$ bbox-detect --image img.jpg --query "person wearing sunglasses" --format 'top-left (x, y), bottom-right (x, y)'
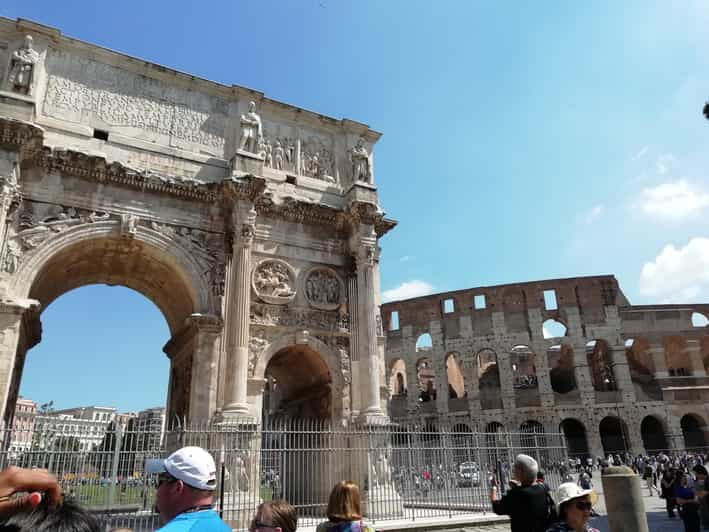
top-left (249, 500), bottom-right (297, 532)
top-left (546, 483), bottom-right (599, 532)
top-left (147, 446), bottom-right (230, 531)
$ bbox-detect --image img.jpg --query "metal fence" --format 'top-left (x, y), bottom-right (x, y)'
top-left (0, 417), bottom-right (570, 531)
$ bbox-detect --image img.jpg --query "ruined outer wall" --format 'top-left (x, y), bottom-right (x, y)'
top-left (382, 275), bottom-right (709, 458)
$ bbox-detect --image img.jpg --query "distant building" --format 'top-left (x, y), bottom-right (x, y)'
top-left (34, 406), bottom-right (117, 453)
top-left (8, 397), bottom-right (36, 457)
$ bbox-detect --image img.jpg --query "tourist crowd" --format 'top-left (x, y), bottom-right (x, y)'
top-left (0, 446), bottom-right (707, 531)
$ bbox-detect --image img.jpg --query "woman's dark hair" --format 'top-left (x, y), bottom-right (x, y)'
top-left (0, 498), bottom-right (101, 532)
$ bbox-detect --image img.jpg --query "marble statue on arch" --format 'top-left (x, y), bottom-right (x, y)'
top-left (239, 101), bottom-right (263, 153)
top-left (7, 35), bottom-right (39, 95)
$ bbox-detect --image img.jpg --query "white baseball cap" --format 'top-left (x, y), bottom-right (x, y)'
top-left (554, 482), bottom-right (598, 513)
top-left (146, 446), bottom-right (217, 491)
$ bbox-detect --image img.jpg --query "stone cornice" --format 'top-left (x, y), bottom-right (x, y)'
top-left (29, 147), bottom-right (221, 202)
top-left (0, 118), bottom-right (44, 156)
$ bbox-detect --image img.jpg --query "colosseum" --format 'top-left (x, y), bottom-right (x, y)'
top-left (381, 274), bottom-right (709, 459)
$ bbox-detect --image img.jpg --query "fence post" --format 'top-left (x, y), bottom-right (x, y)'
top-left (106, 423), bottom-right (123, 509)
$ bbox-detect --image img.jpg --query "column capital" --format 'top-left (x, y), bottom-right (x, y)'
top-left (231, 201), bottom-right (257, 248)
top-left (185, 313), bottom-right (223, 334)
top-left (0, 297), bottom-right (39, 316)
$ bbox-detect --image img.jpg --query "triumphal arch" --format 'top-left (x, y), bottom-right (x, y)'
top-left (0, 18), bottom-right (395, 428)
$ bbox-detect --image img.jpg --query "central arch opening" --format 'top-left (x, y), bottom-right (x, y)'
top-left (263, 345), bottom-right (333, 420)
top-left (599, 416), bottom-right (629, 454)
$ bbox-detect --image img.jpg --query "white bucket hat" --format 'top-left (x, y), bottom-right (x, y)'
top-left (554, 482), bottom-right (598, 513)
top-left (146, 446), bottom-right (218, 491)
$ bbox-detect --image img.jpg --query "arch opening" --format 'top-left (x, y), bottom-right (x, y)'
top-left (388, 359), bottom-right (407, 398)
top-left (416, 357), bottom-right (436, 403)
top-left (445, 352), bottom-right (465, 399)
top-left (548, 344), bottom-right (577, 394)
top-left (625, 337), bottom-right (662, 401)
top-left (542, 319), bottom-right (567, 339)
top-left (560, 418), bottom-right (589, 458)
top-left (263, 345), bottom-right (332, 420)
top-left (520, 420), bottom-right (548, 465)
top-left (599, 416), bottom-right (629, 454)
top-left (8, 234), bottom-right (207, 425)
top-left (477, 349), bottom-right (502, 410)
top-left (510, 345), bottom-right (538, 390)
top-left (681, 414), bottom-right (707, 450)
top-left (640, 416), bottom-right (668, 452)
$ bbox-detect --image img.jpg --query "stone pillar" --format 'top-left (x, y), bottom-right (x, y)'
top-left (573, 342), bottom-right (596, 406)
top-left (0, 298), bottom-right (38, 425)
top-left (223, 202), bottom-right (256, 417)
top-left (532, 342), bottom-right (555, 408)
top-left (186, 315), bottom-right (222, 422)
top-left (355, 230), bottom-right (384, 419)
top-left (685, 340), bottom-right (707, 377)
top-left (347, 274), bottom-right (362, 417)
top-left (587, 425), bottom-right (605, 459)
top-left (601, 466), bottom-right (649, 532)
top-left (496, 350), bottom-right (516, 411)
top-left (466, 352), bottom-right (482, 413)
top-left (611, 345), bottom-right (636, 402)
top-left (648, 346), bottom-right (669, 378)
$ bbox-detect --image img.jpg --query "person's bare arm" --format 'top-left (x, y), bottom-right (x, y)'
top-left (0, 466), bottom-right (62, 515)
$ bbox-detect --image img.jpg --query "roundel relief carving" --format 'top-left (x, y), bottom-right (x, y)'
top-left (304, 267), bottom-right (344, 310)
top-left (252, 259), bottom-right (296, 305)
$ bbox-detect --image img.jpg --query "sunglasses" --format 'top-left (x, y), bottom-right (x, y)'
top-left (574, 500), bottom-right (593, 511)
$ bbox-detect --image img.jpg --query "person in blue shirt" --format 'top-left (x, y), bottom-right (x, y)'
top-left (675, 472), bottom-right (701, 532)
top-left (149, 446), bottom-right (231, 532)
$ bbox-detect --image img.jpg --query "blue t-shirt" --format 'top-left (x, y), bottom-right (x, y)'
top-left (157, 509), bottom-right (232, 532)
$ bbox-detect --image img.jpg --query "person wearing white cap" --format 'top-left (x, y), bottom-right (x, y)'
top-left (545, 482), bottom-right (599, 532)
top-left (148, 446), bottom-right (231, 531)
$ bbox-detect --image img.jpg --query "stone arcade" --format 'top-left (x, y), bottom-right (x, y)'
top-left (382, 276), bottom-right (709, 458)
top-left (0, 13), bottom-right (397, 486)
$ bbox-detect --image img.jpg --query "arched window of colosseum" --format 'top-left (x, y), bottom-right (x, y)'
top-left (422, 423), bottom-right (442, 465)
top-left (520, 420), bottom-right (548, 464)
top-left (542, 319), bottom-right (567, 339)
top-left (586, 340), bottom-right (617, 391)
top-left (416, 333), bottom-right (433, 351)
top-left (599, 416), bottom-right (630, 454)
top-left (625, 337), bottom-right (662, 400)
top-left (548, 344), bottom-right (577, 394)
top-left (560, 418), bottom-right (589, 458)
top-left (681, 414), bottom-right (707, 450)
top-left (452, 423), bottom-right (473, 463)
top-left (416, 357), bottom-right (436, 403)
top-left (692, 312), bottom-right (709, 328)
top-left (510, 345), bottom-right (537, 390)
top-left (640, 415), bottom-right (668, 452)
top-left (485, 421), bottom-right (505, 462)
top-left (388, 359), bottom-right (407, 397)
top-left (477, 349), bottom-right (502, 410)
top-left (445, 353), bottom-right (465, 399)
top-left (664, 337), bottom-right (691, 377)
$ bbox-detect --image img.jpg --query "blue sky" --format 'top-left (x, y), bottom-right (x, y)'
top-left (4, 1), bottom-right (709, 411)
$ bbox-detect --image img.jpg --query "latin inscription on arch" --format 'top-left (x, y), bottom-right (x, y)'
top-left (42, 51), bottom-right (227, 153)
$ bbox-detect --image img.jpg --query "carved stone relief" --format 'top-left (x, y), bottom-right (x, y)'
top-left (5, 35), bottom-right (38, 95)
top-left (250, 302), bottom-right (346, 332)
top-left (42, 51), bottom-right (227, 152)
top-left (304, 266), bottom-right (344, 311)
top-left (247, 328), bottom-right (271, 378)
top-left (149, 221), bottom-right (225, 297)
top-left (2, 202), bottom-right (114, 274)
top-left (252, 259), bottom-right (296, 305)
top-left (300, 135), bottom-right (335, 182)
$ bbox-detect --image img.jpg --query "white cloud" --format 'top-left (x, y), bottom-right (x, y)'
top-left (584, 204), bottom-right (604, 224)
top-left (381, 280), bottom-right (433, 303)
top-left (632, 146), bottom-right (648, 161)
top-left (655, 153), bottom-right (675, 175)
top-left (638, 180), bottom-right (709, 221)
top-left (639, 238), bottom-right (709, 302)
